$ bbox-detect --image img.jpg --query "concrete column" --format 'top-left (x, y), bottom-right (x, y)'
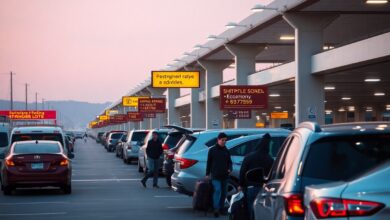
top-left (198, 60), bottom-right (232, 129)
top-left (225, 44), bottom-right (265, 128)
top-left (147, 87), bottom-right (165, 129)
top-left (185, 66), bottom-right (206, 128)
top-left (167, 88), bottom-right (181, 125)
top-left (284, 13), bottom-right (338, 125)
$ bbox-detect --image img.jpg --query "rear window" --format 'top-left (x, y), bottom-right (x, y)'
top-left (131, 132), bottom-right (148, 142)
top-left (13, 143), bottom-right (61, 154)
top-left (12, 134), bottom-right (64, 146)
top-left (177, 136), bottom-right (197, 155)
top-left (110, 133), bottom-right (123, 139)
top-left (0, 132), bottom-right (8, 148)
top-left (205, 134), bottom-right (245, 147)
top-left (163, 133), bottom-right (183, 149)
top-left (303, 134), bottom-right (390, 181)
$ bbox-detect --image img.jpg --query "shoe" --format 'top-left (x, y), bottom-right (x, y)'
top-left (213, 211), bottom-right (219, 218)
top-left (141, 180), bottom-right (146, 188)
top-left (153, 185), bottom-right (160, 188)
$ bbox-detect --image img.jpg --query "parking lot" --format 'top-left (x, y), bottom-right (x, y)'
top-left (0, 138), bottom-right (222, 220)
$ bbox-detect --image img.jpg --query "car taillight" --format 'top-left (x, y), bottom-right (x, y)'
top-left (5, 157), bottom-right (15, 167)
top-left (167, 151), bottom-right (174, 159)
top-left (284, 193), bottom-right (304, 217)
top-left (162, 144), bottom-right (169, 151)
top-left (175, 157), bottom-right (198, 169)
top-left (310, 198), bottom-right (384, 218)
top-left (60, 159), bottom-right (69, 166)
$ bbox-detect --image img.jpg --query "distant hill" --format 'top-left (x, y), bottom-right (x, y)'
top-left (0, 100), bottom-right (111, 130)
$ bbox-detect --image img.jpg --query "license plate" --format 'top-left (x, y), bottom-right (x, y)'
top-left (31, 163), bottom-right (44, 169)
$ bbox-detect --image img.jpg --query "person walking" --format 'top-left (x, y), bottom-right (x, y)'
top-left (141, 131), bottom-right (162, 188)
top-left (238, 133), bottom-right (274, 220)
top-left (206, 132), bottom-right (232, 218)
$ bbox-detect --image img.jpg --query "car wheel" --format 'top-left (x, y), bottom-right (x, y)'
top-left (63, 184), bottom-right (72, 194)
top-left (138, 160), bottom-right (143, 173)
top-left (226, 178), bottom-right (239, 201)
top-left (2, 185), bottom-right (13, 195)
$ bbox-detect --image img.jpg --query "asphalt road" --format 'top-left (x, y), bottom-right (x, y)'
top-left (0, 138), bottom-right (226, 220)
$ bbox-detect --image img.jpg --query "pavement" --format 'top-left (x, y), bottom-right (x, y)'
top-left (0, 138), bottom-right (226, 220)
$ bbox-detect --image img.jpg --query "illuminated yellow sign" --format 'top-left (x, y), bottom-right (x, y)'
top-left (105, 110), bottom-right (118, 116)
top-left (255, 122), bottom-right (265, 128)
top-left (271, 112), bottom-right (289, 119)
top-left (122, 96), bottom-right (149, 107)
top-left (91, 121), bottom-right (98, 126)
top-left (151, 71), bottom-right (200, 88)
top-left (99, 115), bottom-right (109, 121)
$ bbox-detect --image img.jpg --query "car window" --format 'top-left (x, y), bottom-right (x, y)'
top-left (303, 134), bottom-right (390, 181)
top-left (163, 133), bottom-right (183, 149)
top-left (269, 136), bottom-right (294, 180)
top-left (158, 132), bottom-right (168, 143)
top-left (110, 133), bottom-right (123, 139)
top-left (13, 143), bottom-right (62, 154)
top-left (229, 139), bottom-right (259, 156)
top-left (0, 132), bottom-right (8, 148)
top-left (176, 136), bottom-right (197, 155)
top-left (205, 134), bottom-right (244, 147)
top-left (12, 133), bottom-right (64, 146)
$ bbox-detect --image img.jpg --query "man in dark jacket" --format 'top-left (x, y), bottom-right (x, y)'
top-left (238, 133), bottom-right (274, 219)
top-left (206, 132), bottom-right (232, 218)
top-left (141, 131), bottom-right (163, 188)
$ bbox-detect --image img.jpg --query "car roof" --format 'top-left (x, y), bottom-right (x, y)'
top-left (321, 122), bottom-right (390, 133)
top-left (12, 126), bottom-right (64, 133)
top-left (13, 140), bottom-right (61, 145)
top-left (226, 132), bottom-right (289, 146)
top-left (197, 128), bottom-right (289, 135)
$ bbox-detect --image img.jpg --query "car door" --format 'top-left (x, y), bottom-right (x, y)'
top-left (229, 139), bottom-right (259, 177)
top-left (255, 136), bottom-right (295, 220)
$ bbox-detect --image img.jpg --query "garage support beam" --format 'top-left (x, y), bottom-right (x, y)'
top-left (198, 60), bottom-right (232, 129)
top-left (167, 88), bottom-right (181, 126)
top-left (225, 44), bottom-right (265, 128)
top-left (148, 87), bottom-right (165, 129)
top-left (185, 66), bottom-right (206, 128)
top-left (283, 13), bottom-right (338, 125)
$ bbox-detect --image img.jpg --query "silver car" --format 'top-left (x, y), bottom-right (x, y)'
top-left (138, 129), bottom-right (169, 173)
top-left (171, 128), bottom-right (290, 196)
top-left (122, 130), bottom-right (149, 164)
top-left (304, 162), bottom-right (390, 220)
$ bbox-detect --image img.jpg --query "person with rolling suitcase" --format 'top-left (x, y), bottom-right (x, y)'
top-left (206, 132), bottom-right (232, 218)
top-left (192, 178), bottom-right (213, 215)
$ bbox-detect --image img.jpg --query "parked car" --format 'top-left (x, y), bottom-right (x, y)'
top-left (0, 140), bottom-right (73, 195)
top-left (122, 130), bottom-right (149, 164)
top-left (252, 122), bottom-right (390, 220)
top-left (0, 118), bottom-right (11, 171)
top-left (162, 125), bottom-right (204, 187)
top-left (106, 131), bottom-right (126, 152)
top-left (138, 129), bottom-right (170, 173)
top-left (304, 161), bottom-right (390, 219)
top-left (96, 132), bottom-right (105, 143)
top-left (101, 132), bottom-right (110, 147)
top-left (9, 126), bottom-right (73, 158)
top-left (115, 134), bottom-right (128, 158)
top-left (65, 135), bottom-right (74, 152)
top-left (171, 128), bottom-right (290, 196)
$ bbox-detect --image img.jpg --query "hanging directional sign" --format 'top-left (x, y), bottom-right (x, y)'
top-left (122, 96), bottom-right (149, 107)
top-left (151, 71), bottom-right (200, 88)
top-left (99, 115), bottom-right (109, 121)
top-left (227, 110), bottom-right (252, 119)
top-left (138, 98), bottom-right (166, 113)
top-left (110, 114), bottom-right (128, 123)
top-left (127, 112), bottom-right (143, 121)
top-left (0, 110), bottom-right (57, 120)
top-left (220, 85), bottom-right (268, 110)
top-left (143, 113), bottom-right (156, 118)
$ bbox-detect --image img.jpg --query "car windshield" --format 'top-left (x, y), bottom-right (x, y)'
top-left (0, 132), bottom-right (8, 148)
top-left (110, 133), bottom-right (123, 139)
top-left (303, 134), bottom-right (390, 181)
top-left (131, 132), bottom-right (148, 142)
top-left (12, 133), bottom-right (63, 146)
top-left (13, 143), bottom-right (62, 154)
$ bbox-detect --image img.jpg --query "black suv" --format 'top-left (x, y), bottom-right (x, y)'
top-left (253, 122), bottom-right (390, 220)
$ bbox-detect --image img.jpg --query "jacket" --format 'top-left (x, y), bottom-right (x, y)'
top-left (206, 144), bottom-right (233, 180)
top-left (146, 139), bottom-right (163, 159)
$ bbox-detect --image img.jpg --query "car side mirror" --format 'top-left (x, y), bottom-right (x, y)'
top-left (68, 152), bottom-right (75, 159)
top-left (246, 167), bottom-right (265, 184)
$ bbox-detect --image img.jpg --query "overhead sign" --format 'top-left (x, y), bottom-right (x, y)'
top-left (143, 113), bottom-right (156, 118)
top-left (105, 109), bottom-right (118, 116)
top-left (138, 98), bottom-right (166, 113)
top-left (0, 110), bottom-right (57, 120)
top-left (271, 112), bottom-right (289, 119)
top-left (122, 96), bottom-right (149, 107)
top-left (151, 71), bottom-right (200, 88)
top-left (255, 122), bottom-right (265, 128)
top-left (110, 114), bottom-right (128, 123)
top-left (220, 85), bottom-right (268, 110)
top-left (99, 115), bottom-right (109, 121)
top-left (127, 112), bottom-right (143, 121)
top-left (227, 110), bottom-right (252, 119)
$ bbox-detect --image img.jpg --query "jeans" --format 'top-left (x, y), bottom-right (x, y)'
top-left (245, 186), bottom-right (261, 220)
top-left (211, 179), bottom-right (228, 211)
top-left (142, 158), bottom-right (159, 186)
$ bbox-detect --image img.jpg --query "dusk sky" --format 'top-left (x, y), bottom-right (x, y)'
top-left (0, 0), bottom-right (270, 104)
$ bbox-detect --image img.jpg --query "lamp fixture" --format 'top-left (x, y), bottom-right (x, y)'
top-left (366, 0), bottom-right (388, 4)
top-left (365, 78), bottom-right (381, 82)
top-left (193, 44), bottom-right (211, 50)
top-left (269, 94), bottom-right (280, 97)
top-left (251, 4), bottom-right (279, 12)
top-left (207, 35), bottom-right (229, 41)
top-left (324, 86), bottom-right (335, 90)
top-left (280, 35), bottom-right (295, 40)
top-left (374, 92), bottom-right (385, 96)
top-left (183, 52), bottom-right (198, 57)
top-left (225, 22), bottom-right (252, 29)
top-left (342, 97), bottom-right (351, 101)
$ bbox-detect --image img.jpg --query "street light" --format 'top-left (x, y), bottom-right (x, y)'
top-left (225, 22), bottom-right (252, 29)
top-left (207, 35), bottom-right (229, 41)
top-left (183, 52), bottom-right (198, 57)
top-left (193, 44), bottom-right (211, 50)
top-left (251, 4), bottom-right (279, 12)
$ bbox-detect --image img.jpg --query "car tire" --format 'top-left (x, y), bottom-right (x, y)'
top-left (226, 178), bottom-right (239, 201)
top-left (2, 185), bottom-right (12, 195)
top-left (63, 184), bottom-right (72, 194)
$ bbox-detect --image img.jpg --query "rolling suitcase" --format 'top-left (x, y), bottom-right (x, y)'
top-left (229, 191), bottom-right (249, 220)
top-left (192, 179), bottom-right (213, 214)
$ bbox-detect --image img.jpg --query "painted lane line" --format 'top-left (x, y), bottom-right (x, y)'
top-left (154, 195), bottom-right (187, 198)
top-left (0, 212), bottom-right (67, 216)
top-left (72, 178), bottom-right (141, 182)
top-left (166, 206), bottom-right (192, 209)
top-left (0, 202), bottom-right (69, 205)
